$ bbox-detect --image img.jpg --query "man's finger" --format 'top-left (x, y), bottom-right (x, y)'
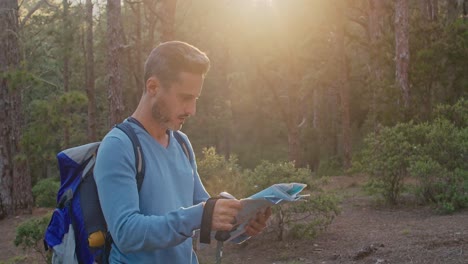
top-left (264, 207), bottom-right (272, 218)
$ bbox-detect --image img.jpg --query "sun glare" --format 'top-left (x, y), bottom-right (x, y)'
top-left (253, 0), bottom-right (273, 8)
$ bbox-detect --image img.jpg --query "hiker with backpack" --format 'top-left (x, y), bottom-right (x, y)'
top-left (92, 41), bottom-right (271, 263)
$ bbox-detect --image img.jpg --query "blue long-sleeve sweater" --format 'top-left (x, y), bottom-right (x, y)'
top-left (94, 122), bottom-right (209, 263)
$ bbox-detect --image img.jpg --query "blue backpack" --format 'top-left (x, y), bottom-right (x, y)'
top-left (44, 118), bottom-right (191, 264)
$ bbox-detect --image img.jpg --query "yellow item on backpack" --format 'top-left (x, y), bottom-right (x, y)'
top-left (88, 231), bottom-right (105, 248)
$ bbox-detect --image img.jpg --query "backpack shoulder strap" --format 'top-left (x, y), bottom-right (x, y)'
top-left (115, 122), bottom-right (145, 192)
top-left (174, 131), bottom-right (192, 162)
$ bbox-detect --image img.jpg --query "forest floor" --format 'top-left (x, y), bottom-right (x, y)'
top-left (1, 175), bottom-right (467, 264)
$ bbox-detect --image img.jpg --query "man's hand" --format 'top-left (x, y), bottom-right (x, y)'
top-left (244, 207), bottom-right (272, 236)
top-left (211, 199), bottom-right (242, 231)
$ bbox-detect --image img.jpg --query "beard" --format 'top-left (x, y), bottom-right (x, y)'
top-left (151, 99), bottom-right (184, 131)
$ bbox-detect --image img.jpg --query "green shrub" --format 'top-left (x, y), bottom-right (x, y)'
top-left (433, 97), bottom-right (467, 128)
top-left (357, 99), bottom-right (468, 212)
top-left (316, 157), bottom-right (344, 177)
top-left (197, 147), bottom-right (248, 198)
top-left (198, 149), bottom-right (340, 241)
top-left (245, 161), bottom-right (339, 241)
top-left (359, 122), bottom-right (417, 204)
top-left (288, 193), bottom-right (340, 240)
top-left (411, 162), bottom-right (468, 213)
top-left (32, 177), bottom-right (59, 208)
top-left (244, 160), bottom-right (311, 194)
top-left (14, 214), bottom-right (52, 263)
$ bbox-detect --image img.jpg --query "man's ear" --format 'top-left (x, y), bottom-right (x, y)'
top-left (146, 76), bottom-right (160, 96)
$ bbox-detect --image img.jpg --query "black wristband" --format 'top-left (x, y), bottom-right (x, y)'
top-left (200, 198), bottom-right (218, 244)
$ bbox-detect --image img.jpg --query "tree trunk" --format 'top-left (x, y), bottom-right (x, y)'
top-left (129, 1), bottom-right (144, 99)
top-left (160, 0), bottom-right (177, 42)
top-left (62, 0), bottom-right (72, 147)
top-left (395, 0), bottom-right (410, 109)
top-left (464, 0), bottom-right (468, 20)
top-left (62, 0), bottom-right (71, 93)
top-left (86, 0), bottom-right (97, 141)
top-left (286, 51), bottom-right (303, 167)
top-left (144, 0), bottom-right (158, 52)
top-left (369, 0), bottom-right (384, 45)
top-left (218, 44), bottom-right (232, 160)
top-left (368, 0), bottom-right (385, 131)
top-left (0, 0), bottom-right (33, 218)
top-left (329, 89), bottom-right (340, 157)
top-left (287, 123), bottom-right (301, 167)
top-left (447, 0), bottom-right (460, 23)
top-left (433, 0), bottom-right (439, 20)
top-left (336, 5), bottom-right (352, 170)
top-left (420, 0), bottom-right (439, 20)
top-left (107, 0), bottom-right (124, 126)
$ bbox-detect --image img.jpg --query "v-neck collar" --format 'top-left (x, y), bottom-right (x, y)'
top-left (127, 117), bottom-right (171, 148)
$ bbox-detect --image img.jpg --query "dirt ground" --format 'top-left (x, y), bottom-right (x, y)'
top-left (1, 175), bottom-right (467, 264)
top-left (197, 175), bottom-right (468, 264)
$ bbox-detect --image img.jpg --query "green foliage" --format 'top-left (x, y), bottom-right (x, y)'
top-left (316, 157), bottom-right (344, 177)
top-left (14, 214), bottom-right (52, 263)
top-left (357, 99), bottom-right (468, 211)
top-left (287, 193), bottom-right (340, 240)
top-left (22, 90), bottom-right (88, 185)
top-left (197, 147), bottom-right (247, 198)
top-left (32, 178), bottom-right (59, 208)
top-left (359, 122), bottom-right (416, 204)
top-left (245, 161), bottom-right (339, 241)
top-left (198, 149), bottom-right (339, 241)
top-left (434, 98), bottom-right (468, 128)
top-left (244, 161), bottom-right (311, 194)
top-left (407, 113), bottom-right (468, 213)
top-left (9, 0), bottom-right (467, 222)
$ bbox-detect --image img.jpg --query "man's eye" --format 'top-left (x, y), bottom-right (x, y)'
top-left (180, 95), bottom-right (194, 101)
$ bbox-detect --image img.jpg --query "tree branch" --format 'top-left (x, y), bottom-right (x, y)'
top-left (347, 15), bottom-right (368, 31)
top-left (20, 0), bottom-right (58, 29)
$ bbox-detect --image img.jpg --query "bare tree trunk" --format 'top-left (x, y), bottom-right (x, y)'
top-left (144, 0), bottom-right (159, 51)
top-left (62, 0), bottom-right (72, 147)
top-left (62, 0), bottom-right (70, 93)
top-left (368, 0), bottom-right (385, 131)
top-left (0, 0), bottom-right (33, 218)
top-left (128, 1), bottom-right (144, 99)
top-left (433, 0), bottom-right (439, 20)
top-left (286, 50), bottom-right (303, 167)
top-left (447, 0), bottom-right (460, 23)
top-left (420, 0), bottom-right (439, 20)
top-left (464, 0), bottom-right (468, 20)
top-left (287, 123), bottom-right (301, 167)
top-left (369, 0), bottom-right (384, 51)
top-left (395, 0), bottom-right (410, 109)
top-left (86, 0), bottom-right (97, 141)
top-left (160, 0), bottom-right (177, 42)
top-left (312, 89), bottom-right (319, 130)
top-left (218, 44), bottom-right (232, 159)
top-left (447, 0), bottom-right (467, 22)
top-left (107, 0), bottom-right (124, 126)
top-left (336, 5), bottom-right (352, 170)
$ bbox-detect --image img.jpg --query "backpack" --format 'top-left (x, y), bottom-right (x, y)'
top-left (44, 118), bottom-right (191, 264)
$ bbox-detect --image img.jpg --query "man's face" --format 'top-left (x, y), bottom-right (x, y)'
top-left (151, 72), bottom-right (203, 131)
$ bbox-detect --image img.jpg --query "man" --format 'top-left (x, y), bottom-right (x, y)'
top-left (94, 41), bottom-right (271, 263)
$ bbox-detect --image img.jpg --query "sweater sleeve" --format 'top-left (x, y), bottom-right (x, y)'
top-left (94, 130), bottom-right (204, 253)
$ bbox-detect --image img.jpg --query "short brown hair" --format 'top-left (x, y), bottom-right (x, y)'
top-left (144, 41), bottom-right (210, 89)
